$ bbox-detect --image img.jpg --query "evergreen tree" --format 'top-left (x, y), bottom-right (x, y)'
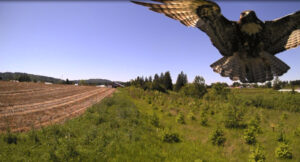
top-left (193, 76), bottom-right (207, 98)
top-left (18, 74), bottom-right (31, 82)
top-left (154, 74), bottom-right (159, 82)
top-left (160, 72), bottom-right (164, 83)
top-left (149, 76), bottom-right (153, 83)
top-left (265, 81), bottom-right (272, 88)
top-left (65, 78), bottom-right (71, 84)
top-left (163, 71), bottom-right (173, 90)
top-left (232, 82), bottom-right (241, 87)
top-left (152, 73), bottom-right (166, 93)
top-left (273, 76), bottom-right (281, 90)
top-left (174, 71), bottom-right (188, 91)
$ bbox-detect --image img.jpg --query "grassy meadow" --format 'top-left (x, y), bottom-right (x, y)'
top-left (1, 87), bottom-right (300, 161)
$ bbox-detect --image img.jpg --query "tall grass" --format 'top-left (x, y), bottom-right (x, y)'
top-left (1, 87), bottom-right (300, 161)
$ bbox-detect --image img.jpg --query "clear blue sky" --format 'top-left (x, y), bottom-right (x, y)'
top-left (0, 1), bottom-right (299, 84)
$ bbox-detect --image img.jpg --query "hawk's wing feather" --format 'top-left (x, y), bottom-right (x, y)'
top-left (264, 11), bottom-right (300, 55)
top-left (132, 0), bottom-right (237, 56)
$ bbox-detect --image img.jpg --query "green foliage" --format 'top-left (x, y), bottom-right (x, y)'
top-left (210, 128), bottom-right (226, 146)
top-left (151, 80), bottom-right (167, 93)
top-left (265, 82), bottom-right (272, 88)
top-left (223, 106), bottom-right (245, 129)
top-left (188, 112), bottom-right (196, 121)
top-left (248, 116), bottom-right (262, 134)
top-left (174, 71), bottom-right (188, 92)
top-left (276, 122), bottom-right (287, 143)
top-left (176, 112), bottom-right (185, 124)
top-left (211, 82), bottom-right (230, 99)
top-left (3, 131), bottom-right (18, 144)
top-left (232, 82), bottom-right (241, 87)
top-left (244, 127), bottom-right (256, 145)
top-left (280, 113), bottom-right (288, 120)
top-left (18, 74), bottom-right (31, 82)
top-left (161, 131), bottom-right (181, 143)
top-left (180, 76), bottom-right (207, 98)
top-left (2, 86), bottom-right (300, 161)
top-left (163, 71), bottom-right (173, 90)
top-left (150, 113), bottom-right (160, 127)
top-left (275, 143), bottom-right (293, 159)
top-left (276, 131), bottom-right (287, 143)
top-left (79, 80), bottom-right (86, 85)
top-left (294, 125), bottom-right (300, 136)
top-left (273, 77), bottom-right (281, 90)
top-left (200, 112), bottom-right (208, 126)
top-left (249, 145), bottom-right (266, 162)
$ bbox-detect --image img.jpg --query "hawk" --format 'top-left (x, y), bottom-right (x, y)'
top-left (132, 0), bottom-right (300, 83)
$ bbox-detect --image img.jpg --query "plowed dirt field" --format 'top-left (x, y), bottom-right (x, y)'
top-left (0, 81), bottom-right (115, 132)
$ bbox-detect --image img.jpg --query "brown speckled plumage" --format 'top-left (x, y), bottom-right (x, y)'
top-left (132, 0), bottom-right (300, 83)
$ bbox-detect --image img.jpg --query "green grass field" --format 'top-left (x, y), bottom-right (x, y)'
top-left (1, 87), bottom-right (300, 161)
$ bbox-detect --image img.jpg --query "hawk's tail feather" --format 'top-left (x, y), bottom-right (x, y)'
top-left (260, 52), bottom-right (290, 77)
top-left (210, 52), bottom-right (290, 83)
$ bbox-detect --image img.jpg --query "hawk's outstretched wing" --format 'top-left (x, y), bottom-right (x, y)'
top-left (264, 11), bottom-right (300, 55)
top-left (132, 0), bottom-right (237, 56)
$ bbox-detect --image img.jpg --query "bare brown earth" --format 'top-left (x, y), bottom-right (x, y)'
top-left (0, 81), bottom-right (115, 132)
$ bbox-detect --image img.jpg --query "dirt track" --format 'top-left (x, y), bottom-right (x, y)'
top-left (0, 81), bottom-right (115, 132)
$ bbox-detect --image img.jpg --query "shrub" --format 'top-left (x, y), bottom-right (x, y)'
top-left (188, 112), bottom-right (196, 121)
top-left (248, 118), bottom-right (262, 134)
top-left (275, 143), bottom-right (292, 159)
top-left (176, 113), bottom-right (185, 124)
top-left (223, 106), bottom-right (245, 129)
top-left (294, 125), bottom-right (300, 136)
top-left (276, 122), bottom-right (287, 143)
top-left (150, 113), bottom-right (160, 127)
top-left (249, 145), bottom-right (266, 162)
top-left (276, 131), bottom-right (287, 143)
top-left (180, 76), bottom-right (207, 98)
top-left (3, 132), bottom-right (18, 144)
top-left (210, 128), bottom-right (226, 146)
top-left (162, 131), bottom-right (180, 143)
top-left (280, 113), bottom-right (288, 120)
top-left (18, 74), bottom-right (31, 82)
top-left (200, 112), bottom-right (208, 126)
top-left (211, 82), bottom-right (230, 99)
top-left (244, 127), bottom-right (256, 145)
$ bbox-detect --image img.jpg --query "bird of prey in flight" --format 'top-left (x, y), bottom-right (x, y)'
top-left (132, 0), bottom-right (300, 83)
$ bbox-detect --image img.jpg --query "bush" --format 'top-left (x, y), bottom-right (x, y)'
top-left (223, 106), bottom-right (245, 129)
top-left (249, 145), bottom-right (266, 162)
top-left (276, 131), bottom-right (287, 143)
top-left (200, 112), bottom-right (208, 126)
top-left (211, 82), bottom-right (230, 99)
top-left (275, 143), bottom-right (292, 159)
top-left (150, 113), bottom-right (160, 127)
top-left (188, 112), bottom-right (196, 121)
top-left (248, 118), bottom-right (262, 134)
top-left (176, 113), bottom-right (185, 124)
top-left (210, 128), bottom-right (226, 146)
top-left (244, 127), bottom-right (256, 145)
top-left (3, 132), bottom-right (18, 144)
top-left (276, 122), bottom-right (287, 143)
top-left (294, 125), bottom-right (300, 136)
top-left (162, 131), bottom-right (181, 143)
top-left (18, 74), bottom-right (31, 82)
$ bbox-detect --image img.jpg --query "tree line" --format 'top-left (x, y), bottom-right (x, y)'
top-left (129, 71), bottom-right (207, 98)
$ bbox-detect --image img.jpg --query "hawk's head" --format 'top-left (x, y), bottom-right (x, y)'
top-left (239, 10), bottom-right (258, 23)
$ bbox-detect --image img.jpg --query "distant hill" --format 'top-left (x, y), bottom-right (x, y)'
top-left (0, 72), bottom-right (117, 85)
top-left (73, 79), bottom-right (112, 85)
top-left (0, 72), bottom-right (63, 83)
